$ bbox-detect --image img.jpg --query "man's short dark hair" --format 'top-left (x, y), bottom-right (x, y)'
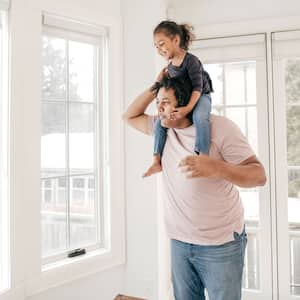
top-left (151, 76), bottom-right (192, 107)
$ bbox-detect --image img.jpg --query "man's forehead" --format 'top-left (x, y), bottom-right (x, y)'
top-left (158, 87), bottom-right (174, 97)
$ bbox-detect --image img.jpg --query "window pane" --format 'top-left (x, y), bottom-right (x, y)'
top-left (210, 61), bottom-right (260, 291)
top-left (41, 177), bottom-right (67, 257)
top-left (286, 59), bottom-right (300, 104)
top-left (246, 63), bottom-right (257, 105)
top-left (243, 230), bottom-right (260, 289)
top-left (204, 64), bottom-right (223, 106)
top-left (225, 63), bottom-right (246, 105)
top-left (70, 175), bottom-right (97, 249)
top-left (69, 41), bottom-right (95, 102)
top-left (226, 107), bottom-right (246, 135)
top-left (285, 59), bottom-right (300, 296)
top-left (42, 31), bottom-right (101, 261)
top-left (241, 189), bottom-right (260, 290)
top-left (290, 235), bottom-right (300, 295)
top-left (42, 36), bottom-right (66, 101)
top-left (286, 106), bottom-right (300, 166)
top-left (41, 102), bottom-right (66, 178)
top-left (247, 107), bottom-right (258, 153)
top-left (69, 102), bottom-right (94, 175)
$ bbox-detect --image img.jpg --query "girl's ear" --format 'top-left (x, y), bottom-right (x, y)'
top-left (173, 34), bottom-right (180, 46)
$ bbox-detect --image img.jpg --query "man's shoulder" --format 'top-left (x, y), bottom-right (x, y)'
top-left (210, 114), bottom-right (242, 138)
top-left (210, 114), bottom-right (236, 127)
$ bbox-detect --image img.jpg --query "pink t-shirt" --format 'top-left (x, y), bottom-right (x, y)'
top-left (147, 114), bottom-right (255, 245)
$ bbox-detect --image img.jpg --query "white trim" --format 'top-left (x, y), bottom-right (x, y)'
top-left (0, 283), bottom-right (24, 300)
top-left (192, 34), bottom-right (266, 64)
top-left (0, 8), bottom-right (10, 294)
top-left (26, 247), bottom-right (124, 296)
top-left (0, 0), bottom-right (9, 11)
top-left (42, 26), bottom-right (103, 46)
top-left (272, 30), bottom-right (300, 42)
top-left (192, 15), bottom-right (300, 41)
top-left (192, 34), bottom-right (265, 49)
top-left (42, 13), bottom-right (107, 38)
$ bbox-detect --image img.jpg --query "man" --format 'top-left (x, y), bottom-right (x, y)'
top-left (123, 76), bottom-right (266, 300)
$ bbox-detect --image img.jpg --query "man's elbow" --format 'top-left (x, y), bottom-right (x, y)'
top-left (257, 168), bottom-right (267, 186)
top-left (122, 112), bottom-right (130, 123)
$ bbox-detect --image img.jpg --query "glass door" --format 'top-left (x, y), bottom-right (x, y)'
top-left (272, 30), bottom-right (300, 300)
top-left (191, 34), bottom-right (272, 299)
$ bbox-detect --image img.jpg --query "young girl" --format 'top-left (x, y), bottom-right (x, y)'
top-left (143, 20), bottom-right (214, 177)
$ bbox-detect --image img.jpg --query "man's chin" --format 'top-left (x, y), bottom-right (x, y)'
top-left (161, 120), bottom-right (172, 128)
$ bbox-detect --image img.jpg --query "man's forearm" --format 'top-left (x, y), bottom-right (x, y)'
top-left (217, 160), bottom-right (266, 188)
top-left (123, 87), bottom-right (155, 120)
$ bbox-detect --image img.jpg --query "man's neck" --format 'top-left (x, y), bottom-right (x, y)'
top-left (174, 117), bottom-right (192, 129)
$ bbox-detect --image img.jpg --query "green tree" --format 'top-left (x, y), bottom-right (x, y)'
top-left (285, 59), bottom-right (300, 198)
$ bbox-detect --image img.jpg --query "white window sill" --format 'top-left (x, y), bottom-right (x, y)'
top-left (26, 246), bottom-right (125, 297)
top-left (0, 285), bottom-right (24, 300)
top-left (42, 247), bottom-right (109, 272)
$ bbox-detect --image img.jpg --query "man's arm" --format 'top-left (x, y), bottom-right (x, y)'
top-left (179, 155), bottom-right (266, 188)
top-left (122, 87), bottom-right (156, 135)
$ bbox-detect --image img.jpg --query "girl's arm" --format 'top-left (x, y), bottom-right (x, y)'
top-left (186, 90), bottom-right (201, 112)
top-left (170, 90), bottom-right (201, 119)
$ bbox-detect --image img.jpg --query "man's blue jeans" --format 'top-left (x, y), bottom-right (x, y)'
top-left (171, 229), bottom-right (247, 300)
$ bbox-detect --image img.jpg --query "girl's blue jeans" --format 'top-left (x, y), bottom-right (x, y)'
top-left (171, 228), bottom-right (247, 300)
top-left (153, 93), bottom-right (212, 155)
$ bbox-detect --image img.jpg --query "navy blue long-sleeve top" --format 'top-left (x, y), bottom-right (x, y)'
top-left (167, 52), bottom-right (213, 94)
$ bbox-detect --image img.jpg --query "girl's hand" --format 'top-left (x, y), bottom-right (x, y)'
top-left (156, 67), bottom-right (168, 82)
top-left (169, 106), bottom-right (191, 120)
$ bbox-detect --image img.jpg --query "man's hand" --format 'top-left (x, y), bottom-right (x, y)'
top-left (179, 155), bottom-right (219, 178)
top-left (179, 154), bottom-right (267, 188)
top-left (169, 106), bottom-right (192, 120)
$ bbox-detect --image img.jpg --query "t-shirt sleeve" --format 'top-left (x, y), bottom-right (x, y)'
top-left (219, 118), bottom-right (255, 165)
top-left (186, 55), bottom-right (203, 93)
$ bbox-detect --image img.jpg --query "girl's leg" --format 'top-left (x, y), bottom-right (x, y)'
top-left (192, 94), bottom-right (212, 155)
top-left (154, 118), bottom-right (168, 156)
top-left (143, 119), bottom-right (167, 177)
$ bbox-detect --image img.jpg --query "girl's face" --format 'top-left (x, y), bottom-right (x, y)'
top-left (154, 32), bottom-right (180, 60)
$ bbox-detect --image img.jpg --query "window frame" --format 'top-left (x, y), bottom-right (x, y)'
top-left (21, 13), bottom-right (125, 297)
top-left (40, 19), bottom-right (108, 265)
top-left (272, 29), bottom-right (300, 300)
top-left (0, 7), bottom-right (10, 294)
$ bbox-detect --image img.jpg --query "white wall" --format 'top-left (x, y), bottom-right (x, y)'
top-left (27, 266), bottom-right (125, 300)
top-left (6, 0), bottom-right (126, 300)
top-left (167, 0), bottom-right (300, 38)
top-left (168, 0), bottom-right (300, 24)
top-left (6, 0), bottom-right (170, 299)
top-left (121, 0), bottom-right (167, 299)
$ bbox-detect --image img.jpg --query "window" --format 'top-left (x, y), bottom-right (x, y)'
top-left (272, 30), bottom-right (300, 299)
top-left (0, 4), bottom-right (10, 293)
top-left (41, 15), bottom-right (108, 264)
top-left (192, 34), bottom-right (272, 299)
top-left (205, 61), bottom-right (260, 289)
